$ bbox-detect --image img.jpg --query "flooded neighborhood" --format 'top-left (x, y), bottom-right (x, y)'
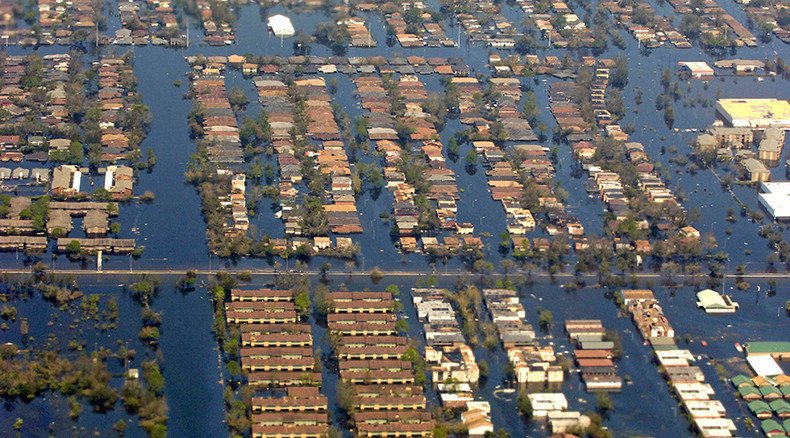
top-left (0, 0), bottom-right (788, 436)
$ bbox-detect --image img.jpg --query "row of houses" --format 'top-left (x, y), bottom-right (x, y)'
top-left (565, 319), bottom-right (623, 392)
top-left (191, 66), bottom-right (244, 165)
top-left (227, 288), bottom-right (329, 438)
top-left (519, 0), bottom-right (597, 48)
top-left (191, 54), bottom-right (472, 77)
top-left (666, 0), bottom-right (756, 47)
top-left (549, 80), bottom-right (593, 135)
top-left (619, 289), bottom-right (737, 437)
top-left (385, 6), bottom-right (454, 48)
top-left (0, 54), bottom-right (77, 140)
top-left (600, 0), bottom-right (691, 48)
top-left (193, 0), bottom-right (235, 46)
top-left (478, 287), bottom-right (588, 434)
top-left (327, 291), bottom-right (435, 437)
top-left (294, 77), bottom-right (363, 235)
top-left (448, 0), bottom-right (520, 48)
top-left (50, 164), bottom-right (134, 201)
top-left (398, 75), bottom-right (461, 233)
top-left (742, 2), bottom-right (790, 44)
top-left (254, 77), bottom-right (296, 239)
top-left (190, 66), bottom-right (249, 237)
top-left (95, 57), bottom-right (139, 162)
top-left (37, 0), bottom-right (97, 40)
top-left (732, 374), bottom-right (790, 436)
top-left (480, 288), bottom-right (567, 388)
top-left (115, 0), bottom-right (185, 46)
top-left (353, 76), bottom-right (422, 250)
top-left (342, 17), bottom-right (377, 48)
top-left (411, 288), bottom-right (494, 435)
top-left (0, 167), bottom-right (49, 182)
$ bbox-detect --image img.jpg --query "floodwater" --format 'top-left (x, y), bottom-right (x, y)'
top-left (0, 0), bottom-right (788, 435)
top-left (6, 273), bottom-right (785, 436)
top-left (0, 3), bottom-right (788, 275)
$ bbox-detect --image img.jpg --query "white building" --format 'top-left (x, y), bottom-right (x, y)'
top-left (758, 182), bottom-right (790, 220)
top-left (267, 15), bottom-right (295, 38)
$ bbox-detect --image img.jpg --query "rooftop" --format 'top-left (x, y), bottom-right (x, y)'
top-left (759, 182), bottom-right (790, 220)
top-left (716, 98), bottom-right (790, 128)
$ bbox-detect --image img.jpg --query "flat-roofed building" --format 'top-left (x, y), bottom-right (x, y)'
top-left (759, 182), bottom-right (790, 220)
top-left (716, 98), bottom-right (790, 128)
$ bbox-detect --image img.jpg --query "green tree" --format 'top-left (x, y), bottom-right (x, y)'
top-left (465, 149), bottom-right (478, 166)
top-left (538, 310), bottom-right (553, 330)
top-left (517, 392), bottom-right (533, 418)
top-left (294, 290), bottom-right (311, 318)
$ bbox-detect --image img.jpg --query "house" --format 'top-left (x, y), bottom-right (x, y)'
top-left (770, 399), bottom-right (790, 418)
top-left (742, 157), bottom-right (770, 182)
top-left (730, 375), bottom-right (754, 388)
top-left (619, 289), bottom-right (655, 304)
top-left (739, 385), bottom-right (762, 400)
top-left (696, 289), bottom-right (739, 313)
top-left (528, 393), bottom-right (568, 418)
top-left (104, 165), bottom-right (134, 199)
top-left (680, 226), bottom-right (701, 239)
top-left (51, 165), bottom-right (81, 197)
top-left (678, 61), bottom-right (715, 78)
top-left (760, 419), bottom-right (785, 436)
top-left (745, 342), bottom-right (790, 361)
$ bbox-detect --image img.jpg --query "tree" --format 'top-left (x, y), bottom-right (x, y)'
top-left (465, 149), bottom-right (478, 166)
top-left (176, 271), bottom-right (197, 292)
top-left (226, 360), bottom-right (242, 377)
top-left (109, 221), bottom-right (122, 236)
top-left (610, 56), bottom-right (629, 89)
top-left (596, 393), bottom-right (614, 415)
top-left (447, 137), bottom-right (460, 159)
top-left (293, 31), bottom-right (312, 56)
top-left (538, 310), bottom-right (553, 330)
top-left (680, 14), bottom-right (702, 39)
top-left (320, 262), bottom-right (331, 278)
top-left (517, 392), bottom-right (533, 418)
top-left (146, 148), bottom-right (157, 169)
top-left (140, 191), bottom-right (156, 203)
top-left (369, 266), bottom-right (385, 282)
top-left (142, 361), bottom-right (165, 395)
top-left (65, 240), bottom-right (82, 254)
top-left (113, 419), bottom-right (127, 436)
top-left (229, 88), bottom-right (248, 110)
top-left (336, 380), bottom-right (357, 415)
top-left (385, 284), bottom-right (400, 296)
top-left (128, 277), bottom-right (160, 306)
top-left (294, 290), bottom-right (311, 318)
top-left (314, 22), bottom-right (351, 55)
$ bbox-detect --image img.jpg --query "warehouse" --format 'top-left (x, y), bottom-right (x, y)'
top-left (716, 98), bottom-right (790, 128)
top-left (758, 182), bottom-right (790, 220)
top-left (268, 15), bottom-right (295, 38)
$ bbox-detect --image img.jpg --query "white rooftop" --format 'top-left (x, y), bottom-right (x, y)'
top-left (747, 355), bottom-right (784, 376)
top-left (678, 61), bottom-right (715, 75)
top-left (267, 14), bottom-right (295, 38)
top-left (759, 182), bottom-right (790, 220)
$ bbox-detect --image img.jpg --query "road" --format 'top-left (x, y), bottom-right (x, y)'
top-left (2, 267), bottom-right (789, 280)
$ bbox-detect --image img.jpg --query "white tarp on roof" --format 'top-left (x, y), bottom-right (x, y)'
top-left (268, 15), bottom-right (295, 38)
top-left (747, 355), bottom-right (783, 377)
